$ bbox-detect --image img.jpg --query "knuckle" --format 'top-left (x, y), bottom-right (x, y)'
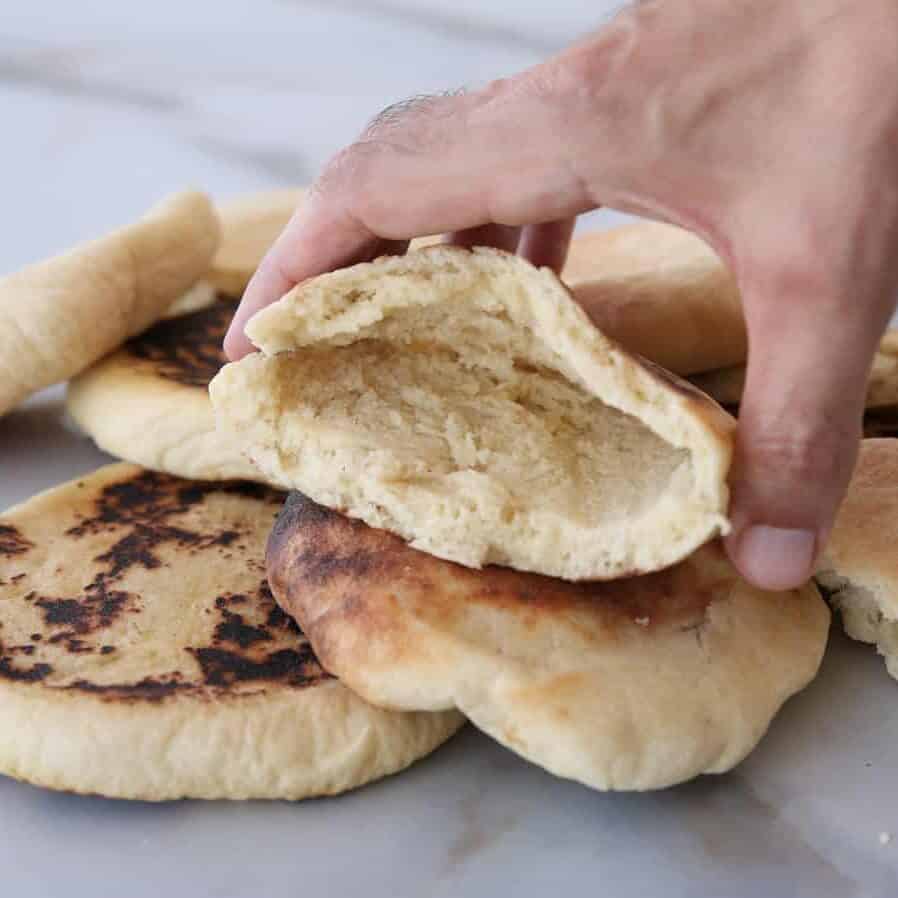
top-left (553, 4), bottom-right (670, 167)
top-left (315, 142), bottom-right (382, 199)
top-left (361, 91), bottom-right (461, 149)
top-left (362, 96), bottom-right (426, 141)
top-left (562, 19), bottom-right (639, 96)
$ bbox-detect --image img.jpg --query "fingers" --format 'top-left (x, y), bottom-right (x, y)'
top-left (518, 218), bottom-right (576, 272)
top-left (724, 263), bottom-right (891, 590)
top-left (223, 190), bottom-right (406, 359)
top-left (445, 219), bottom-right (576, 273)
top-left (224, 64), bottom-right (608, 359)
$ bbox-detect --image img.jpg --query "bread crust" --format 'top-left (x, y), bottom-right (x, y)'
top-left (0, 191), bottom-right (219, 418)
top-left (0, 465), bottom-right (462, 800)
top-left (268, 493), bottom-right (829, 792)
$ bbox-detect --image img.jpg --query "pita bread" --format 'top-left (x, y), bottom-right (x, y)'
top-left (816, 440), bottom-right (898, 679)
top-left (690, 329), bottom-right (898, 410)
top-left (562, 222), bottom-right (746, 376)
top-left (208, 189), bottom-right (305, 297)
top-left (0, 191), bottom-right (219, 419)
top-left (267, 493), bottom-right (829, 792)
top-left (67, 298), bottom-right (259, 482)
top-left (0, 464), bottom-right (461, 800)
top-left (211, 246), bottom-right (734, 581)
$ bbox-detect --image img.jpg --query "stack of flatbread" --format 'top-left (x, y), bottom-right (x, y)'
top-left (2, 187), bottom-right (890, 802)
top-left (0, 191), bottom-right (462, 800)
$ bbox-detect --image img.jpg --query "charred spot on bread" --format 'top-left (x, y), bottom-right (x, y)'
top-left (126, 298), bottom-right (237, 388)
top-left (0, 468), bottom-right (329, 701)
top-left (0, 525), bottom-right (33, 558)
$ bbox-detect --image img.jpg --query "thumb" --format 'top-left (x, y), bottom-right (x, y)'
top-left (725, 267), bottom-right (886, 591)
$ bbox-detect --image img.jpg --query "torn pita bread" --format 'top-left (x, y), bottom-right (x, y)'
top-left (211, 246), bottom-right (735, 581)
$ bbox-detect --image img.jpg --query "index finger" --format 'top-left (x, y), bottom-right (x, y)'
top-left (223, 66), bottom-right (603, 360)
top-left (223, 193), bottom-right (401, 359)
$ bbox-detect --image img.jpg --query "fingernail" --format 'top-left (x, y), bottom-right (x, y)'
top-left (737, 526), bottom-right (816, 591)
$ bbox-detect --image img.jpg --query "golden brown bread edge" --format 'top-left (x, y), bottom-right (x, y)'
top-left (563, 222), bottom-right (746, 376)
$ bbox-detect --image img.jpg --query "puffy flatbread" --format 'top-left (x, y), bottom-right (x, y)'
top-left (211, 246), bottom-right (735, 581)
top-left (0, 191), bottom-right (219, 418)
top-left (816, 440), bottom-right (898, 679)
top-left (267, 493), bottom-right (829, 792)
top-left (67, 298), bottom-right (259, 481)
top-left (562, 222), bottom-right (746, 376)
top-left (0, 465), bottom-right (462, 800)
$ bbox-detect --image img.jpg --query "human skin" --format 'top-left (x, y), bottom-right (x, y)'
top-left (226, 0), bottom-right (898, 591)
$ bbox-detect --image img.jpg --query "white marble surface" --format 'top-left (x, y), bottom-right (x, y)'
top-left (1, 0), bottom-right (628, 274)
top-left (3, 3), bottom-right (898, 896)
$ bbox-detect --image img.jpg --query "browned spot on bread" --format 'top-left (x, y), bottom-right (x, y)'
top-left (0, 658), bottom-right (52, 683)
top-left (6, 644), bottom-right (35, 657)
top-left (37, 592), bottom-right (129, 634)
top-left (66, 676), bottom-right (188, 702)
top-left (213, 605), bottom-right (271, 649)
top-left (267, 492), bottom-right (731, 674)
top-left (21, 471), bottom-right (286, 657)
top-left (189, 577), bottom-right (329, 691)
top-left (0, 637), bottom-right (52, 683)
top-left (0, 524), bottom-right (33, 558)
top-left (189, 645), bottom-right (323, 688)
top-left (1, 469), bottom-right (331, 701)
top-left (126, 298), bottom-right (237, 388)
top-left (275, 493), bottom-right (722, 620)
top-left (264, 594), bottom-right (300, 633)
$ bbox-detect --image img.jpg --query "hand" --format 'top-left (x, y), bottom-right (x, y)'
top-left (225, 0), bottom-right (898, 590)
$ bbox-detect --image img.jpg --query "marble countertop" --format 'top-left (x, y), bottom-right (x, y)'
top-left (1, 0), bottom-right (628, 275)
top-left (3, 3), bottom-right (898, 896)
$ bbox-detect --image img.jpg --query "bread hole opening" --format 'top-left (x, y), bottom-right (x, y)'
top-left (264, 284), bottom-right (691, 531)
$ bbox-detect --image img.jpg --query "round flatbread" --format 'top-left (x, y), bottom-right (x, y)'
top-left (0, 191), bottom-right (219, 419)
top-left (267, 493), bottom-right (829, 792)
top-left (562, 222), bottom-right (746, 376)
top-left (690, 329), bottom-right (898, 410)
top-left (67, 298), bottom-right (259, 481)
top-left (212, 246), bottom-right (735, 581)
top-left (816, 440), bottom-right (898, 679)
top-left (0, 465), bottom-right (462, 800)
top-left (208, 188), bottom-right (305, 298)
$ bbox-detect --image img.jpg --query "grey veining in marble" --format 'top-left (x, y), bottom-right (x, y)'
top-left (290, 0), bottom-right (563, 53)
